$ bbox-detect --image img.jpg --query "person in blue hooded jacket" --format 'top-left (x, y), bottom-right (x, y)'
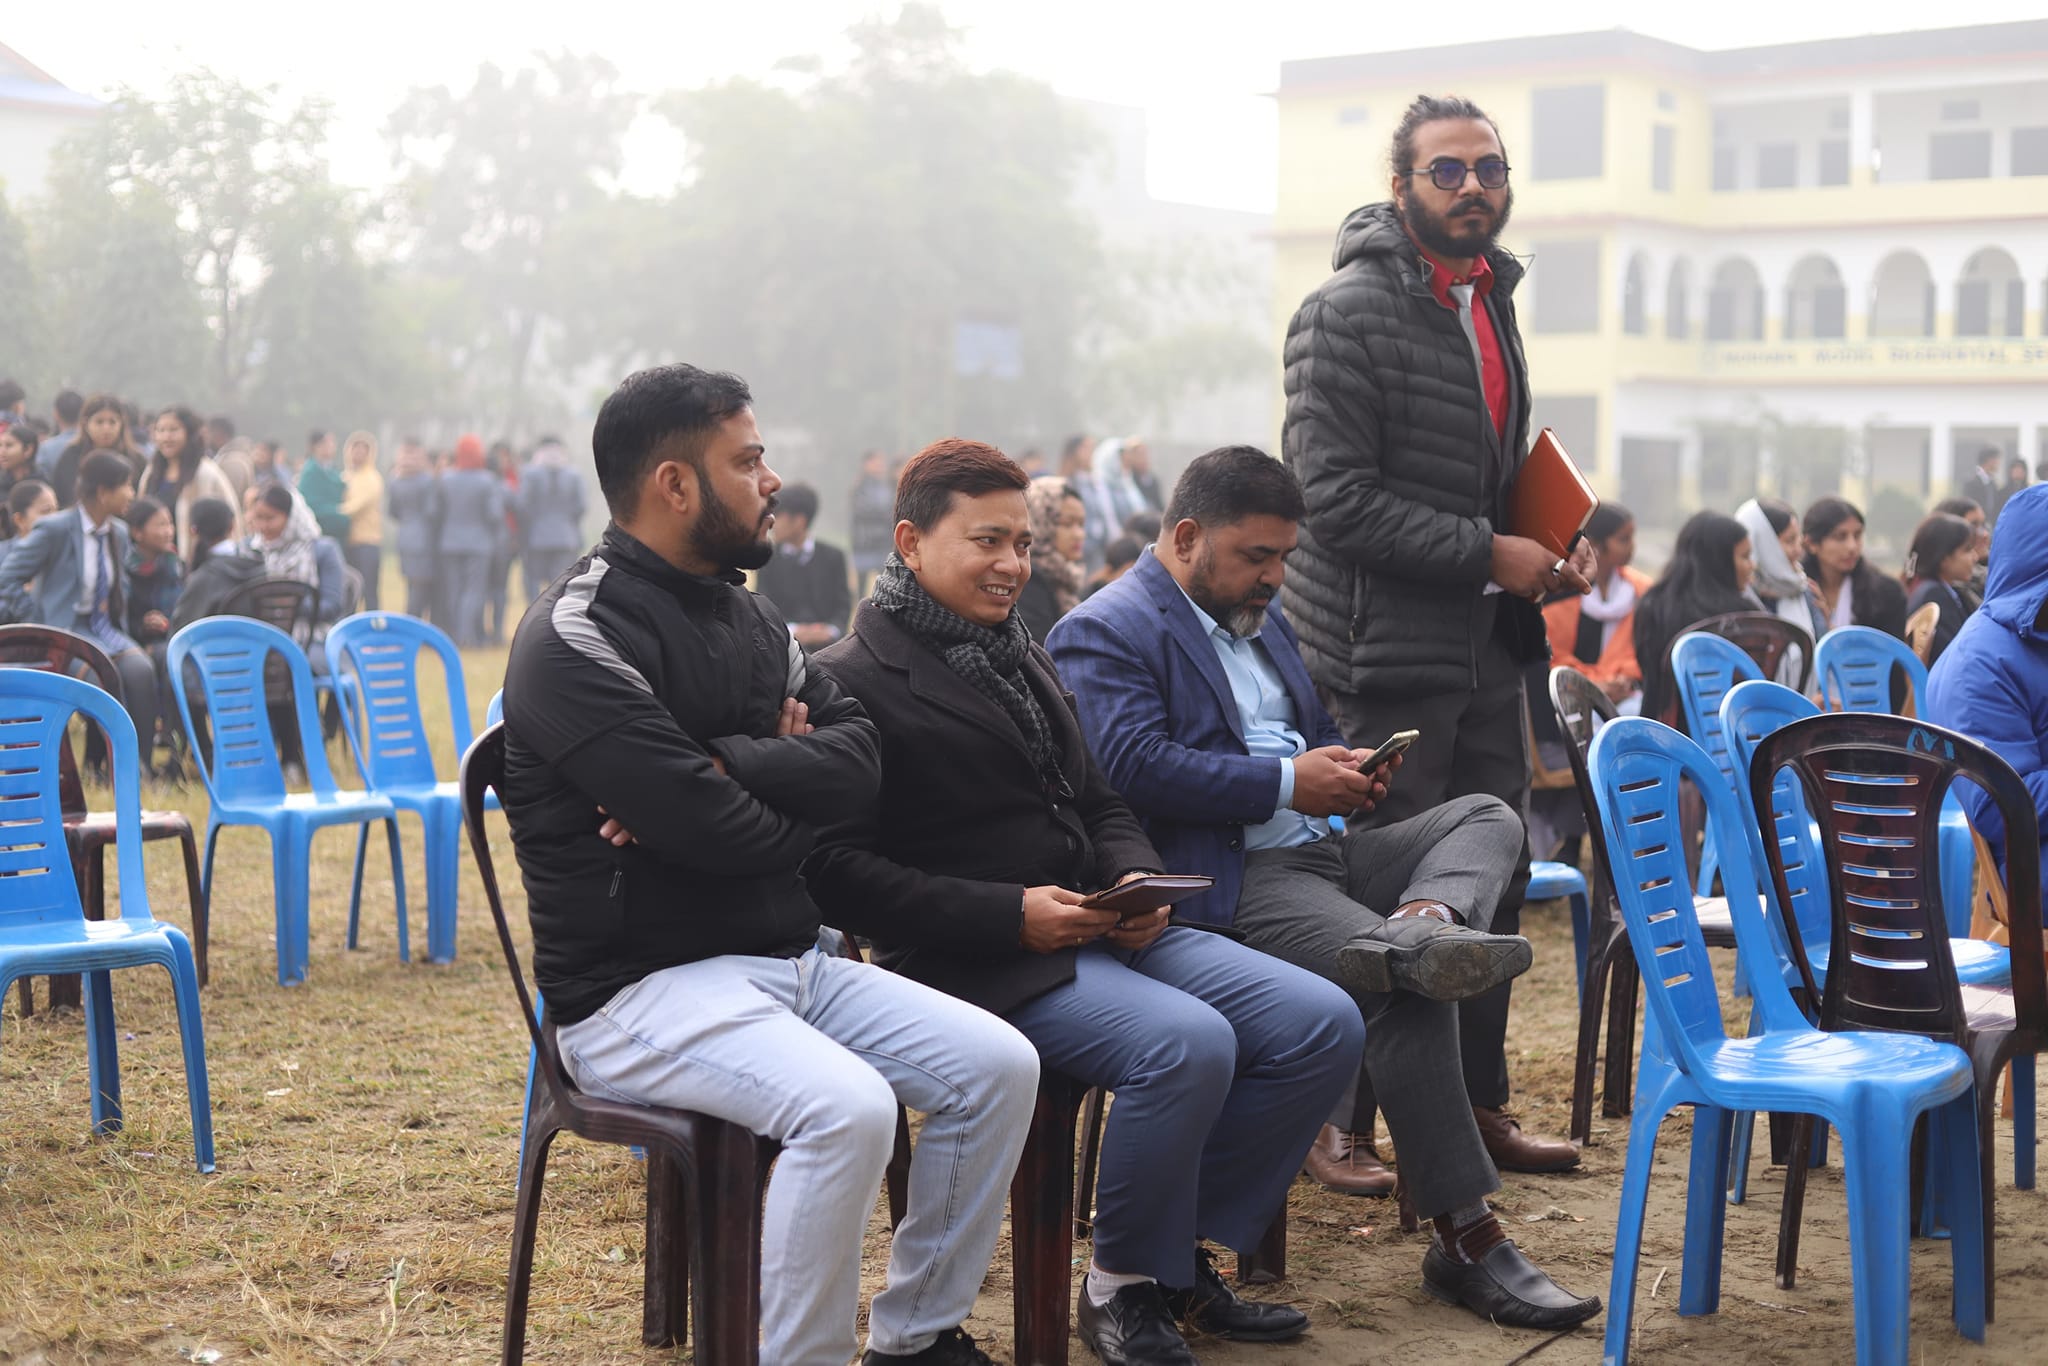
top-left (1928, 480), bottom-right (2048, 906)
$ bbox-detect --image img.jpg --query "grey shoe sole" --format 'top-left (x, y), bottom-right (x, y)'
top-left (1337, 933), bottom-right (1533, 1002)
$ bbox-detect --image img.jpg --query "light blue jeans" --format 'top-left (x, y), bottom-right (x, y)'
top-left (556, 941), bottom-right (1040, 1364)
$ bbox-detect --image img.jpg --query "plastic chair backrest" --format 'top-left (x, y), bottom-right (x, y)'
top-left (1688, 610), bottom-right (1815, 694)
top-left (1904, 601), bottom-right (1941, 666)
top-left (1671, 631), bottom-right (1763, 793)
top-left (325, 612), bottom-right (474, 790)
top-left (462, 724), bottom-right (571, 1109)
top-left (1719, 679), bottom-right (1828, 997)
top-left (218, 576), bottom-right (318, 643)
top-left (1816, 624), bottom-right (1929, 715)
top-left (1755, 712), bottom-right (2048, 1039)
top-left (0, 625), bottom-right (123, 820)
top-left (1548, 665), bottom-right (1619, 898)
top-left (485, 688), bottom-right (503, 727)
top-left (1588, 717), bottom-right (1806, 1077)
top-left (167, 617), bottom-right (341, 805)
top-left (0, 670), bottom-right (149, 932)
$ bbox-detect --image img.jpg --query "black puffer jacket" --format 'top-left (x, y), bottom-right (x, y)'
top-left (1280, 201), bottom-right (1539, 696)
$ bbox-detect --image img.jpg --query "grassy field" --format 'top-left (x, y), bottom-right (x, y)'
top-left (2, 636), bottom-right (2044, 1364)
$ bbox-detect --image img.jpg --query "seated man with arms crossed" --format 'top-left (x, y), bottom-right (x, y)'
top-left (499, 365), bottom-right (1041, 1366)
top-left (806, 439), bottom-right (1364, 1366)
top-left (1048, 446), bottom-right (1599, 1330)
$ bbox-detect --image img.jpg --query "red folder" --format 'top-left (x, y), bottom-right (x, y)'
top-left (1508, 428), bottom-right (1599, 559)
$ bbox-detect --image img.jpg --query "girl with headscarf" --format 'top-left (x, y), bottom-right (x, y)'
top-left (1735, 497), bottom-right (1826, 641)
top-left (245, 482), bottom-right (322, 588)
top-left (1076, 437), bottom-right (1147, 572)
top-left (1632, 511), bottom-right (1756, 722)
top-left (1016, 476), bottom-right (1087, 643)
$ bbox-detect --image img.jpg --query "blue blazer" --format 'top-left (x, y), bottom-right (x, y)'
top-left (1047, 549), bottom-right (1344, 926)
top-left (0, 507), bottom-right (133, 630)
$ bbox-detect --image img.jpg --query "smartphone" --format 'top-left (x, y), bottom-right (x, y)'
top-left (1079, 875), bottom-right (1216, 917)
top-left (1360, 729), bottom-right (1420, 773)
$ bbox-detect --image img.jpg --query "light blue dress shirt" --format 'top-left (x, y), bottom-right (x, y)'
top-left (1176, 586), bottom-right (1329, 850)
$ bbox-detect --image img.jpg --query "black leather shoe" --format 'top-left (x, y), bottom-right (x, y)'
top-left (862, 1325), bottom-right (996, 1364)
top-left (1337, 918), bottom-right (1532, 1002)
top-left (1076, 1280), bottom-right (1201, 1364)
top-left (1421, 1238), bottom-right (1601, 1330)
top-left (1159, 1247), bottom-right (1308, 1342)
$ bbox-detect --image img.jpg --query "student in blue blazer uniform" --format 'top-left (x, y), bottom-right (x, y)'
top-left (0, 450), bottom-right (160, 769)
top-left (1048, 446), bottom-right (1599, 1332)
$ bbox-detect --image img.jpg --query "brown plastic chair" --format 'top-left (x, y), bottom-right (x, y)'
top-left (460, 725), bottom-right (778, 1364)
top-left (1905, 601), bottom-right (1941, 667)
top-left (1753, 712), bottom-right (2047, 1314)
top-left (1550, 665), bottom-right (1739, 1144)
top-left (0, 625), bottom-right (207, 1014)
top-left (1659, 612), bottom-right (1815, 733)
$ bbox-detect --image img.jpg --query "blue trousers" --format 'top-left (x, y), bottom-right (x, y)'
top-left (1004, 925), bottom-right (1363, 1287)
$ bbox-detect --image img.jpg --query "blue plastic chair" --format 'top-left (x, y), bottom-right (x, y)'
top-left (486, 688), bottom-right (503, 727)
top-left (1670, 631), bottom-right (1763, 897)
top-left (326, 613), bottom-right (497, 966)
top-left (1527, 860), bottom-right (1592, 990)
top-left (167, 617), bottom-right (407, 986)
top-left (1590, 716), bottom-right (1985, 1365)
top-left (0, 671), bottom-right (215, 1171)
top-left (1816, 625), bottom-right (1929, 716)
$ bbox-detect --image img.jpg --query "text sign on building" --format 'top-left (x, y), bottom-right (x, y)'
top-left (1705, 339), bottom-right (2048, 381)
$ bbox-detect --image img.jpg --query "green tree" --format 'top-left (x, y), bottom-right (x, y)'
top-left (40, 184), bottom-right (209, 402)
top-left (641, 3), bottom-right (1100, 452)
top-left (385, 51), bottom-right (639, 429)
top-left (60, 72), bottom-right (332, 401)
top-left (241, 184), bottom-right (423, 438)
top-left (0, 185), bottom-right (46, 398)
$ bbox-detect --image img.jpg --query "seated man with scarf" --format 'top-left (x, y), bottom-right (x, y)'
top-left (807, 439), bottom-right (1365, 1364)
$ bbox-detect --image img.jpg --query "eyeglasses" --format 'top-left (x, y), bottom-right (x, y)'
top-left (1405, 157), bottom-right (1511, 192)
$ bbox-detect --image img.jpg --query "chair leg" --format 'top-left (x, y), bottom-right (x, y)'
top-left (165, 938), bottom-right (216, 1173)
top-left (2014, 1052), bottom-right (2036, 1192)
top-left (1568, 888), bottom-right (1591, 1002)
top-left (1775, 1114), bottom-right (1814, 1289)
top-left (348, 823), bottom-right (371, 950)
top-left (1013, 1078), bottom-right (1079, 1366)
top-left (1975, 1075), bottom-right (2000, 1324)
top-left (1602, 953), bottom-right (1640, 1119)
top-left (1236, 1208), bottom-right (1286, 1285)
top-left (693, 1123), bottom-right (768, 1366)
top-left (11, 973), bottom-right (29, 1019)
top-left (1073, 1086), bottom-right (1105, 1238)
top-left (1678, 1105), bottom-right (1733, 1316)
top-left (1837, 1115), bottom-right (1914, 1363)
top-left (1942, 1093), bottom-right (1987, 1340)
top-left (642, 1146), bottom-right (690, 1348)
top-left (425, 806), bottom-right (459, 964)
top-left (272, 828), bottom-right (311, 986)
top-left (884, 1108), bottom-right (912, 1231)
top-left (384, 817), bottom-right (410, 963)
top-left (82, 969), bottom-right (121, 1137)
top-left (501, 1125), bottom-right (558, 1366)
top-left (48, 843), bottom-right (97, 1011)
top-left (1570, 944), bottom-right (1615, 1146)
top-left (177, 824), bottom-right (209, 988)
top-left (1603, 1093), bottom-right (1672, 1366)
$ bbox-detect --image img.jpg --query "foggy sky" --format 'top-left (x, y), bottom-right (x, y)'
top-left (11, 0), bottom-right (2042, 213)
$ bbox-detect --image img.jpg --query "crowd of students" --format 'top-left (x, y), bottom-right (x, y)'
top-left (0, 380), bottom-right (587, 777)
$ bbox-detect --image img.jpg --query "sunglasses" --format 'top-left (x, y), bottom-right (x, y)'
top-left (1406, 157), bottom-right (1511, 192)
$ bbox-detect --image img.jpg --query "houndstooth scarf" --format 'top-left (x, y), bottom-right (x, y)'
top-left (870, 553), bottom-right (1067, 796)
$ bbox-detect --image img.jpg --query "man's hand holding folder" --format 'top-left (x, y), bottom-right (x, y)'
top-left (1491, 428), bottom-right (1600, 601)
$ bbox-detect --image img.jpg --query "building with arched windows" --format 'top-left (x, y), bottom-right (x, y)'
top-left (1274, 20), bottom-right (2048, 539)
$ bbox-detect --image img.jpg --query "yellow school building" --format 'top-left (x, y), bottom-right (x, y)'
top-left (1272, 21), bottom-right (2048, 539)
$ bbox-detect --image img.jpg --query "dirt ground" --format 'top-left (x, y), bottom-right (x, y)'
top-left (1, 672), bottom-right (2042, 1363)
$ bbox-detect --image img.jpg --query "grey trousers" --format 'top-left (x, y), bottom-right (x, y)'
top-left (1233, 793), bottom-right (1523, 1218)
top-left (1320, 632), bottom-right (1532, 1109)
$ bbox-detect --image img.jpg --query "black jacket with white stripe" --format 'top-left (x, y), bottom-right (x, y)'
top-left (500, 525), bottom-right (881, 1026)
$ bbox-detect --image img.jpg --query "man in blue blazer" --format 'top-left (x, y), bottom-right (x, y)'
top-left (0, 450), bottom-right (159, 770)
top-left (1049, 446), bottom-right (1598, 1331)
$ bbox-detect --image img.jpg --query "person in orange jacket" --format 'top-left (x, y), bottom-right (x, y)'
top-left (1542, 503), bottom-right (1650, 711)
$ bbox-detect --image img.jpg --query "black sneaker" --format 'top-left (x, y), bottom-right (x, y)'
top-left (1076, 1280), bottom-right (1200, 1364)
top-left (1159, 1247), bottom-right (1309, 1342)
top-left (862, 1325), bottom-right (997, 1365)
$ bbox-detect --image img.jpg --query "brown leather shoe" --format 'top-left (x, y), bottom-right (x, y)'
top-left (1303, 1122), bottom-right (1397, 1196)
top-left (1473, 1106), bottom-right (1581, 1174)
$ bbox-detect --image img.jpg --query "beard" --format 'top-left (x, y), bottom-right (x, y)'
top-left (690, 472), bottom-right (775, 573)
top-left (1191, 546), bottom-right (1275, 638)
top-left (1401, 184), bottom-right (1513, 260)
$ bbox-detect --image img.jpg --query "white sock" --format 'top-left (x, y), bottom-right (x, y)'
top-left (1086, 1263), bottom-right (1154, 1307)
